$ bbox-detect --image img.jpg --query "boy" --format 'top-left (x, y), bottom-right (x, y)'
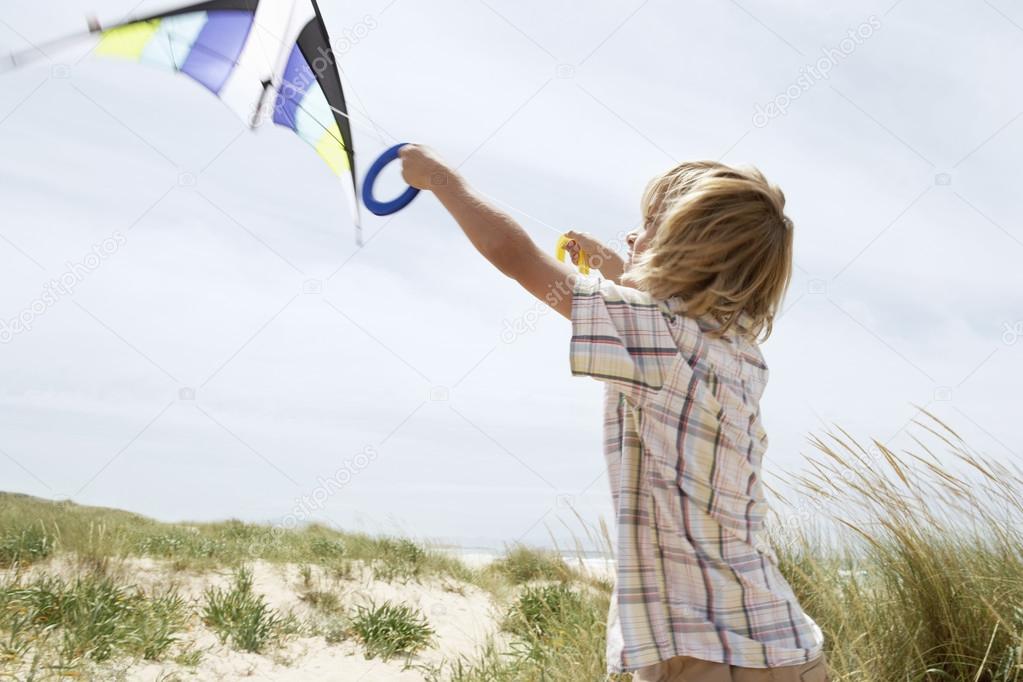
top-left (398, 145), bottom-right (827, 681)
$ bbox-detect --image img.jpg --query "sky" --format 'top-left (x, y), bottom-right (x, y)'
top-left (0, 0), bottom-right (1021, 550)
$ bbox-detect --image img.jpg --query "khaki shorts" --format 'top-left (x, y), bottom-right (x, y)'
top-left (634, 653), bottom-right (829, 682)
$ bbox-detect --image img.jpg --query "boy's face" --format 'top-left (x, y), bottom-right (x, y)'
top-left (626, 200), bottom-right (662, 268)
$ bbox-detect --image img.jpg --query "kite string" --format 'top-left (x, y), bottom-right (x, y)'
top-left (328, 70), bottom-right (400, 147)
top-left (327, 102), bottom-right (394, 148)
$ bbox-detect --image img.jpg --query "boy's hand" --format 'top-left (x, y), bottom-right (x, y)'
top-left (563, 230), bottom-right (626, 284)
top-left (398, 144), bottom-right (455, 191)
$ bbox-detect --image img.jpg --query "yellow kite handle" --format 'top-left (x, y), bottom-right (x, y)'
top-left (556, 235), bottom-right (590, 274)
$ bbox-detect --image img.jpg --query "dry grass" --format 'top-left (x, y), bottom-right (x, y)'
top-left (775, 410), bottom-right (1023, 681)
top-left (0, 410), bottom-right (1020, 680)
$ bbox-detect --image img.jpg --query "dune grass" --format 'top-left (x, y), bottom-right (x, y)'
top-left (0, 411), bottom-right (1020, 680)
top-left (0, 526), bottom-right (52, 568)
top-left (422, 412), bottom-right (1023, 681)
top-left (487, 545), bottom-right (575, 584)
top-left (0, 494), bottom-right (475, 675)
top-left (502, 583), bottom-right (588, 641)
top-left (422, 581), bottom-right (612, 682)
top-left (349, 600), bottom-right (435, 661)
top-left (0, 570), bottom-right (187, 669)
top-left (201, 566), bottom-right (292, 653)
top-left (772, 412), bottom-right (1023, 681)
top-left (0, 493), bottom-right (463, 581)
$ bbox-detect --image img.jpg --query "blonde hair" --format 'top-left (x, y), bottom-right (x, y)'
top-left (628, 160), bottom-right (793, 340)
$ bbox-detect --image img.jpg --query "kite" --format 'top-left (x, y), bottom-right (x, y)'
top-left (3, 0), bottom-right (379, 243)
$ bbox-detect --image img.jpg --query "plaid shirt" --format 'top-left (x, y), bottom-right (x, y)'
top-left (570, 277), bottom-right (824, 672)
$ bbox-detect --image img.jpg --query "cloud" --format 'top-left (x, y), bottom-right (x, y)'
top-left (0, 0), bottom-right (1019, 549)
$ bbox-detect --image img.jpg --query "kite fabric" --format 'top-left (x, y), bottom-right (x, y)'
top-left (92, 0), bottom-right (361, 240)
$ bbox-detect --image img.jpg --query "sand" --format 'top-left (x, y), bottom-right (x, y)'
top-left (6, 556), bottom-right (508, 681)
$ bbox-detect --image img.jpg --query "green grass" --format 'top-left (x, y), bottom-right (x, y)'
top-left (0, 494), bottom-right (463, 579)
top-left (502, 584), bottom-right (586, 641)
top-left (348, 600), bottom-right (435, 661)
top-left (299, 589), bottom-right (343, 614)
top-left (0, 571), bottom-right (187, 667)
top-left (426, 582), bottom-right (613, 682)
top-left (419, 638), bottom-right (522, 682)
top-left (201, 566), bottom-right (288, 653)
top-left (308, 537), bottom-right (347, 561)
top-left (1, 411), bottom-right (1021, 681)
top-left (487, 545), bottom-right (575, 584)
top-left (0, 525), bottom-right (52, 567)
top-left (369, 538), bottom-right (427, 582)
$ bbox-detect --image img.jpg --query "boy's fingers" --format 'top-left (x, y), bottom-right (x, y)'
top-left (575, 234), bottom-right (595, 251)
top-left (565, 241), bottom-right (580, 263)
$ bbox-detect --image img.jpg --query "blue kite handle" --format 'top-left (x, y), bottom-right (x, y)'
top-left (362, 143), bottom-right (421, 216)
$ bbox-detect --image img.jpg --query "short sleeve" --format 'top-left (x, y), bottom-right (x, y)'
top-left (570, 277), bottom-right (680, 402)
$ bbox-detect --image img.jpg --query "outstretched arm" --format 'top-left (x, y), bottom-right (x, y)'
top-left (399, 144), bottom-right (576, 319)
